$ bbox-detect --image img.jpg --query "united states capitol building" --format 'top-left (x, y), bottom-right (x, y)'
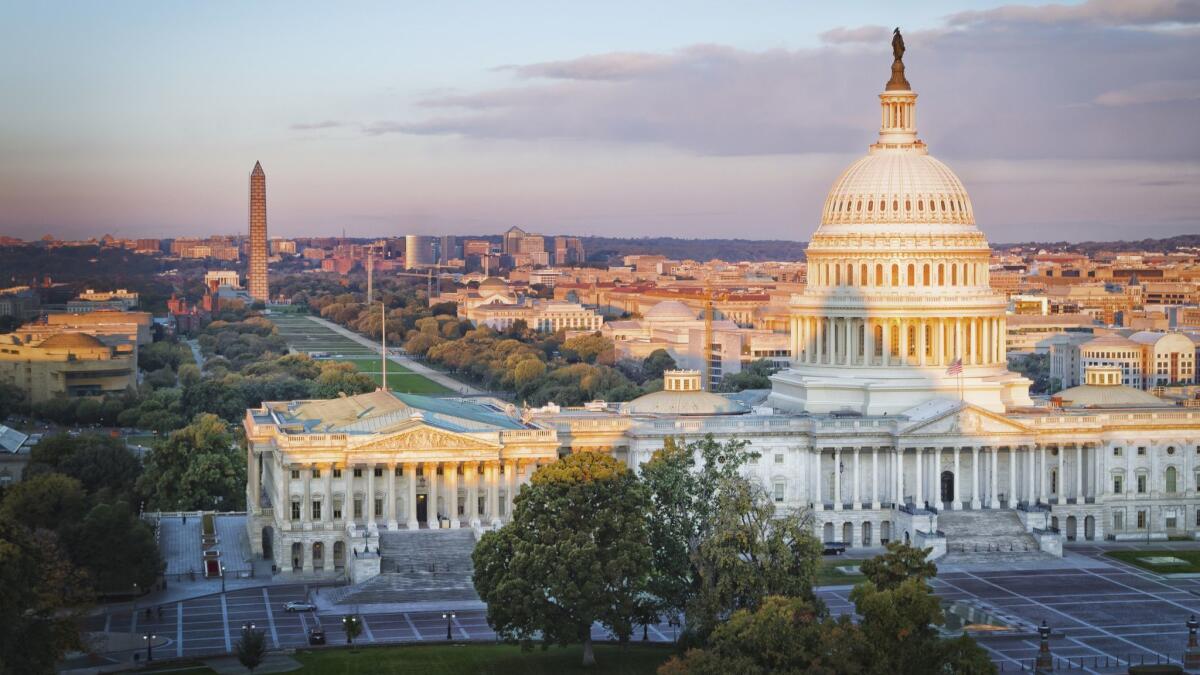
top-left (245, 46), bottom-right (1200, 580)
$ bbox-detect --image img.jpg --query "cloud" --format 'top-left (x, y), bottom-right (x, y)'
top-left (947, 0), bottom-right (1200, 27)
top-left (819, 25), bottom-right (892, 44)
top-left (1095, 79), bottom-right (1200, 105)
top-left (290, 120), bottom-right (345, 131)
top-left (498, 51), bottom-right (678, 81)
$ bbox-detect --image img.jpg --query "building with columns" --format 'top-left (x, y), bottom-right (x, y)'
top-left (245, 390), bottom-right (559, 579)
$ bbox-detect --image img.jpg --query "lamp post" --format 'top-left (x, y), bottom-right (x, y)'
top-left (443, 611), bottom-right (456, 640)
top-left (132, 582), bottom-right (139, 618)
top-left (1186, 615), bottom-right (1200, 669)
top-left (220, 564), bottom-right (226, 594)
top-left (1035, 620), bottom-right (1053, 672)
top-left (143, 631), bottom-right (157, 662)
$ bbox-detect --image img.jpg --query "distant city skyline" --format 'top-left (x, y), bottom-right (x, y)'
top-left (1, 0), bottom-right (1197, 242)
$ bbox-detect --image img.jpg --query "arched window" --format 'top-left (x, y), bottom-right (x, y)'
top-left (938, 264), bottom-right (945, 286)
top-left (875, 264), bottom-right (883, 286)
top-left (1166, 466), bottom-right (1178, 494)
top-left (923, 264), bottom-right (930, 286)
top-left (835, 264), bottom-right (841, 286)
top-left (907, 263), bottom-right (915, 287)
top-left (951, 265), bottom-right (958, 286)
top-left (893, 199), bottom-right (899, 212)
top-left (891, 264), bottom-right (899, 287)
top-left (846, 264), bottom-right (854, 285)
top-left (860, 264), bottom-right (868, 286)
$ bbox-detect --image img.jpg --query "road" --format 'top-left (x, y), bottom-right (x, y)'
top-left (305, 315), bottom-right (487, 396)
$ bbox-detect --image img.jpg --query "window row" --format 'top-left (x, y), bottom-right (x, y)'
top-left (811, 260), bottom-right (988, 289)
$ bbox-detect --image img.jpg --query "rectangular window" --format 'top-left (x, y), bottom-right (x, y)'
top-left (333, 468), bottom-right (342, 478)
top-left (333, 502), bottom-right (343, 520)
top-left (773, 482), bottom-right (785, 503)
top-left (395, 466), bottom-right (403, 476)
top-left (1113, 447), bottom-right (1122, 457)
top-left (1113, 511), bottom-right (1124, 531)
top-left (1138, 447), bottom-right (1146, 456)
top-left (291, 469), bottom-right (300, 479)
top-left (312, 468), bottom-right (320, 479)
top-left (353, 468), bottom-right (363, 478)
top-left (312, 500), bottom-right (321, 520)
top-left (290, 501), bottom-right (300, 520)
top-left (1113, 475), bottom-right (1123, 494)
top-left (1137, 510), bottom-right (1147, 529)
top-left (1167, 516), bottom-right (1177, 530)
top-left (353, 499), bottom-right (363, 519)
top-left (374, 498), bottom-right (383, 517)
top-left (775, 454), bottom-right (784, 464)
top-left (374, 467), bottom-right (383, 477)
top-left (1137, 474), bottom-right (1147, 493)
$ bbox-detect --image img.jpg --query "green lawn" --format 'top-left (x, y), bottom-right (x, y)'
top-left (816, 558), bottom-right (866, 587)
top-left (363, 372), bottom-right (452, 394)
top-left (339, 357), bottom-right (415, 374)
top-left (1105, 550), bottom-right (1200, 574)
top-left (142, 644), bottom-right (672, 674)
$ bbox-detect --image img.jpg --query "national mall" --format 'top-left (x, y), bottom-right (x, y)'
top-left (244, 51), bottom-right (1200, 581)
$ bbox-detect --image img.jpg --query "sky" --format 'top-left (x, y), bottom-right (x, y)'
top-left (0, 0), bottom-right (1197, 243)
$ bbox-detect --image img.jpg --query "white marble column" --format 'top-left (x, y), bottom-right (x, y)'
top-left (1007, 447), bottom-right (1016, 507)
top-left (365, 463), bottom-right (376, 527)
top-left (505, 460), bottom-right (518, 521)
top-left (833, 448), bottom-right (842, 510)
top-left (990, 447), bottom-right (1000, 509)
top-left (953, 448), bottom-right (962, 509)
top-left (425, 462), bottom-right (439, 528)
top-left (324, 463), bottom-right (333, 526)
top-left (814, 449), bottom-right (823, 509)
top-left (1056, 445), bottom-right (1065, 502)
top-left (915, 448), bottom-right (923, 507)
top-left (971, 447), bottom-right (982, 509)
top-left (466, 462), bottom-right (481, 527)
top-left (303, 465), bottom-right (312, 526)
top-left (1040, 445), bottom-right (1048, 503)
top-left (895, 448), bottom-right (903, 506)
top-left (871, 448), bottom-right (880, 509)
top-left (488, 462), bottom-right (501, 527)
top-left (248, 445), bottom-right (260, 513)
top-left (405, 463), bottom-right (419, 530)
top-left (882, 321), bottom-right (891, 367)
top-left (852, 449), bottom-right (861, 509)
top-left (1075, 445), bottom-right (1083, 501)
top-left (385, 463), bottom-right (397, 529)
top-left (1026, 446), bottom-right (1035, 503)
top-left (445, 462), bottom-right (459, 528)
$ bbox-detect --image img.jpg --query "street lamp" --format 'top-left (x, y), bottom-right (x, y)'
top-left (132, 582), bottom-right (139, 618)
top-left (442, 611), bottom-right (456, 640)
top-left (1036, 620), bottom-right (1052, 671)
top-left (143, 632), bottom-right (157, 662)
top-left (220, 564), bottom-right (226, 594)
top-left (1186, 615), bottom-right (1200, 670)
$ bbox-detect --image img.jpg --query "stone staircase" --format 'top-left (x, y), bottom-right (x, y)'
top-left (938, 510), bottom-right (1054, 563)
top-left (333, 529), bottom-right (480, 606)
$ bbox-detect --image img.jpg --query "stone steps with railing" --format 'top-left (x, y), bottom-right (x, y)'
top-left (333, 529), bottom-right (480, 606)
top-left (938, 510), bottom-right (1046, 558)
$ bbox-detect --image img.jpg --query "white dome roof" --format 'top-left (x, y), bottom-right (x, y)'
top-left (644, 301), bottom-right (696, 321)
top-left (820, 152), bottom-right (975, 229)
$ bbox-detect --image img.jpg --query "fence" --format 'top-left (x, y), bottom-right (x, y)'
top-left (995, 652), bottom-right (1183, 672)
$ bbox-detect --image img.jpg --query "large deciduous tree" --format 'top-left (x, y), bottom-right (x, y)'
top-left (473, 451), bottom-right (652, 667)
top-left (64, 501), bottom-right (162, 594)
top-left (138, 413), bottom-right (245, 511)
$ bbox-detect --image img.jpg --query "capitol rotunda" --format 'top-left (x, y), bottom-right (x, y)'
top-left (769, 48), bottom-right (1033, 416)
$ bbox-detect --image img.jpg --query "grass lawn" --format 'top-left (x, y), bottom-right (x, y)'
top-left (816, 558), bottom-right (866, 587)
top-left (1105, 550), bottom-right (1200, 574)
top-left (339, 357), bottom-right (414, 374)
top-left (292, 644), bottom-right (672, 674)
top-left (364, 372), bottom-right (452, 394)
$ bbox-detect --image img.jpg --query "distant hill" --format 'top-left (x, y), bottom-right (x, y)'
top-left (990, 234), bottom-right (1200, 255)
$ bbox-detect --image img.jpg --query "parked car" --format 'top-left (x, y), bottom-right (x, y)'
top-left (284, 601), bottom-right (317, 612)
top-left (822, 541), bottom-right (848, 556)
top-left (308, 627), bottom-right (326, 645)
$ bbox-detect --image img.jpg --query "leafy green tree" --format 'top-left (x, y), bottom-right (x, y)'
top-left (0, 518), bottom-right (90, 674)
top-left (642, 349), bottom-right (678, 380)
top-left (64, 501), bottom-right (161, 594)
top-left (0, 382), bottom-right (28, 421)
top-left (138, 413), bottom-right (245, 510)
top-left (473, 452), bottom-right (652, 667)
top-left (849, 545), bottom-right (995, 675)
top-left (687, 477), bottom-right (821, 641)
top-left (0, 473), bottom-right (87, 531)
top-left (562, 333), bottom-right (615, 365)
top-left (311, 362), bottom-right (377, 398)
top-left (235, 625), bottom-right (267, 672)
top-left (716, 359), bottom-right (779, 393)
top-left (640, 435), bottom-right (758, 627)
top-left (658, 596), bottom-right (862, 675)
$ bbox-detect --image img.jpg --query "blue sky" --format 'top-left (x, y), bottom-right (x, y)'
top-left (1, 0), bottom-right (1197, 242)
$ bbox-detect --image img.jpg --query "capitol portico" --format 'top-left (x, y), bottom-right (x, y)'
top-left (244, 36), bottom-right (1200, 580)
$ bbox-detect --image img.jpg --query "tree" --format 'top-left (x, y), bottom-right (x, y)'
top-left (0, 382), bottom-right (26, 421)
top-left (0, 473), bottom-right (87, 531)
top-left (686, 477), bottom-right (821, 641)
top-left (562, 333), bottom-right (615, 365)
top-left (473, 452), bottom-right (652, 667)
top-left (235, 625), bottom-right (267, 672)
top-left (0, 518), bottom-right (90, 674)
top-left (64, 501), bottom-right (162, 594)
top-left (658, 596), bottom-right (862, 675)
top-left (716, 359), bottom-right (778, 393)
top-left (56, 437), bottom-right (142, 500)
top-left (138, 413), bottom-right (245, 511)
top-left (642, 349), bottom-right (678, 381)
top-left (639, 435), bottom-right (758, 628)
top-left (849, 544), bottom-right (995, 675)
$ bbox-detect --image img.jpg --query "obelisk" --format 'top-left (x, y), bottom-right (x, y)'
top-left (248, 161), bottom-right (268, 302)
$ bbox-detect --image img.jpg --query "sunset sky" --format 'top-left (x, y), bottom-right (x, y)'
top-left (1, 0), bottom-right (1197, 242)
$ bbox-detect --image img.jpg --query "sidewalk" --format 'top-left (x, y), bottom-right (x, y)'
top-left (306, 315), bottom-right (487, 396)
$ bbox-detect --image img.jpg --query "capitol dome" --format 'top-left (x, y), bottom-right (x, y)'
top-left (769, 37), bottom-right (1032, 417)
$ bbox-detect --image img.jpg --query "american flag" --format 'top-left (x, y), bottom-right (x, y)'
top-left (946, 358), bottom-right (963, 376)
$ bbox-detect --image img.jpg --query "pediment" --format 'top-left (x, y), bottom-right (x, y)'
top-left (902, 404), bottom-right (1030, 437)
top-left (349, 423), bottom-right (501, 453)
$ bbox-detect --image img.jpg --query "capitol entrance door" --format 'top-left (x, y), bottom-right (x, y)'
top-left (416, 494), bottom-right (427, 525)
top-left (940, 471), bottom-right (954, 506)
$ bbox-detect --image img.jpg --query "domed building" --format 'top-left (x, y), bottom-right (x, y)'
top-left (769, 53), bottom-right (1032, 416)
